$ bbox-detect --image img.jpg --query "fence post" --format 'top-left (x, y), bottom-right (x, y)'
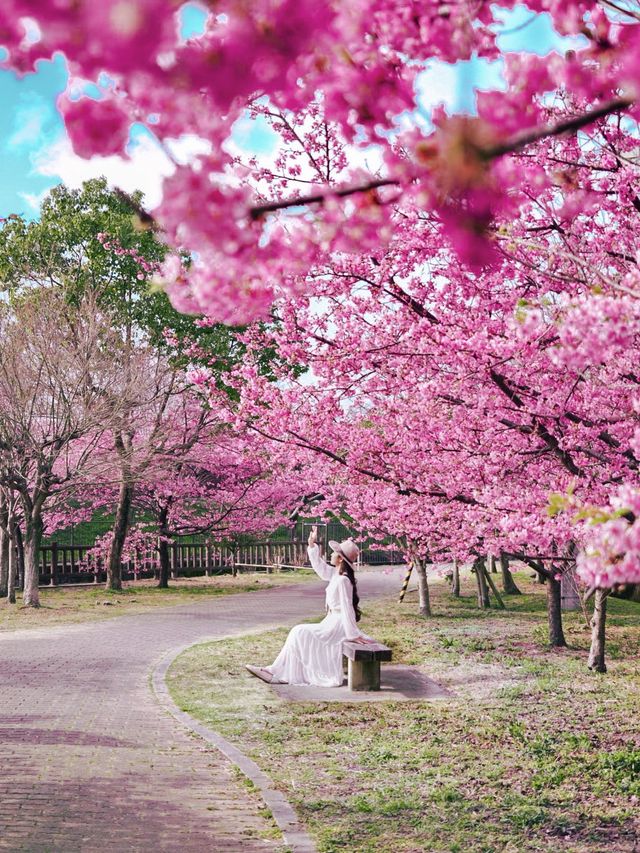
top-left (50, 543), bottom-right (58, 587)
top-left (561, 569), bottom-right (581, 611)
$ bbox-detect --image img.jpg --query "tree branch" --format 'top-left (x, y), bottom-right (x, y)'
top-left (486, 97), bottom-right (634, 159)
top-left (490, 369), bottom-right (585, 477)
top-left (249, 179), bottom-right (399, 220)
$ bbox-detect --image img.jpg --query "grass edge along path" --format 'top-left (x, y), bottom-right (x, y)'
top-left (0, 570), bottom-right (316, 633)
top-left (167, 572), bottom-right (640, 853)
top-left (152, 639), bottom-right (318, 853)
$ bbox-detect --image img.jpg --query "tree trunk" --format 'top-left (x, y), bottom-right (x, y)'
top-left (451, 559), bottom-right (460, 597)
top-left (414, 558), bottom-right (432, 616)
top-left (483, 565), bottom-right (506, 609)
top-left (22, 510), bottom-right (43, 608)
top-left (546, 574), bottom-right (567, 647)
top-left (0, 526), bottom-right (8, 599)
top-left (7, 537), bottom-right (17, 604)
top-left (15, 525), bottom-right (25, 591)
top-left (474, 557), bottom-right (490, 608)
top-left (0, 493), bottom-right (8, 598)
top-left (106, 480), bottom-right (133, 591)
top-left (157, 538), bottom-right (170, 589)
top-left (157, 507), bottom-right (170, 589)
top-left (588, 589), bottom-right (608, 673)
top-left (487, 553), bottom-right (497, 573)
top-left (500, 553), bottom-right (521, 595)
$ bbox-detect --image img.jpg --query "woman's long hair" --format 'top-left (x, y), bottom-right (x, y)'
top-left (338, 559), bottom-right (362, 622)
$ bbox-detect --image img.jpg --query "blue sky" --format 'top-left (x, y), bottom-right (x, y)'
top-left (0, 4), bottom-right (579, 220)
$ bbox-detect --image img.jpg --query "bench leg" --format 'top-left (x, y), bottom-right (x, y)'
top-left (348, 659), bottom-right (380, 691)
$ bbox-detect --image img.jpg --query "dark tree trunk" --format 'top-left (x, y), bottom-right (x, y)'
top-left (157, 507), bottom-right (170, 589)
top-left (6, 514), bottom-right (22, 605)
top-left (588, 589), bottom-right (608, 673)
top-left (14, 525), bottom-right (25, 591)
top-left (487, 553), bottom-right (498, 573)
top-left (106, 480), bottom-right (133, 591)
top-left (474, 557), bottom-right (490, 608)
top-left (546, 574), bottom-right (567, 647)
top-left (22, 509), bottom-right (43, 608)
top-left (0, 526), bottom-right (8, 598)
top-left (157, 538), bottom-right (170, 589)
top-left (414, 558), bottom-right (432, 616)
top-left (451, 559), bottom-right (460, 597)
top-left (500, 553), bottom-right (521, 595)
top-left (0, 494), bottom-right (8, 597)
top-left (7, 537), bottom-right (17, 604)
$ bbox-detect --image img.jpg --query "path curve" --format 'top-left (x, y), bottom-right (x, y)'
top-left (0, 569), bottom-right (406, 852)
top-left (152, 644), bottom-right (317, 853)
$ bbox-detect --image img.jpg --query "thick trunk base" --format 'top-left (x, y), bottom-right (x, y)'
top-left (157, 539), bottom-right (170, 589)
top-left (500, 554), bottom-right (521, 595)
top-left (474, 558), bottom-right (490, 608)
top-left (588, 589), bottom-right (607, 673)
top-left (7, 539), bottom-right (17, 604)
top-left (546, 575), bottom-right (567, 647)
top-left (0, 527), bottom-right (8, 599)
top-left (451, 560), bottom-right (460, 597)
top-left (106, 481), bottom-right (133, 592)
top-left (415, 559), bottom-right (432, 616)
top-left (22, 515), bottom-right (42, 608)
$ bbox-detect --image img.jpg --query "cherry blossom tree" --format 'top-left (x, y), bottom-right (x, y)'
top-left (135, 427), bottom-right (293, 587)
top-left (69, 350), bottom-right (209, 591)
top-left (48, 367), bottom-right (294, 589)
top-left (199, 102), bottom-right (640, 667)
top-left (0, 292), bottom-right (128, 606)
top-left (1, 1), bottom-right (639, 321)
top-left (3, 3), bottom-right (640, 669)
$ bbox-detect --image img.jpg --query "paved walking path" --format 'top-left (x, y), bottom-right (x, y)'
top-left (0, 569), bottom-right (406, 852)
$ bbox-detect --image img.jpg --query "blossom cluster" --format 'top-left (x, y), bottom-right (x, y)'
top-left (576, 488), bottom-right (640, 588)
top-left (1, 1), bottom-right (640, 319)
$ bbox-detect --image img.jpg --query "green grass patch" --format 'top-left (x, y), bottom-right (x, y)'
top-left (168, 572), bottom-right (640, 853)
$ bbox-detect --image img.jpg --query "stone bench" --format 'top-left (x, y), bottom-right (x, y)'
top-left (342, 641), bottom-right (392, 691)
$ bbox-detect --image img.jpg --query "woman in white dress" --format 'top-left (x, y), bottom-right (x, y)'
top-left (246, 526), bottom-right (374, 686)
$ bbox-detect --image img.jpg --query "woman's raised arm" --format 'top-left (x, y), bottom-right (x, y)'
top-left (307, 525), bottom-right (333, 582)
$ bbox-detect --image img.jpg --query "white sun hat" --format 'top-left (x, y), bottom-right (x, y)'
top-left (328, 538), bottom-right (359, 568)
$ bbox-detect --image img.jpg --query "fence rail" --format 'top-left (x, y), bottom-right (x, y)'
top-left (34, 539), bottom-right (404, 587)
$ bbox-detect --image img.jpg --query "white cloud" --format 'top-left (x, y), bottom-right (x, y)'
top-left (18, 188), bottom-right (51, 213)
top-left (31, 130), bottom-right (209, 210)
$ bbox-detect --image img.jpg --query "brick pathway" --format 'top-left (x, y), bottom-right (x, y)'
top-left (0, 570), bottom-right (404, 852)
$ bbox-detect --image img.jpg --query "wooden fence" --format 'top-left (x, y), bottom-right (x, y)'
top-left (36, 540), bottom-right (312, 586)
top-left (34, 539), bottom-right (404, 586)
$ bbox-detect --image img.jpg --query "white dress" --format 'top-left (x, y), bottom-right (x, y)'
top-left (267, 544), bottom-right (370, 687)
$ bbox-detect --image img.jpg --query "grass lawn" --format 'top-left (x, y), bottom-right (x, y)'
top-left (0, 570), bottom-right (315, 632)
top-left (168, 572), bottom-right (640, 853)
